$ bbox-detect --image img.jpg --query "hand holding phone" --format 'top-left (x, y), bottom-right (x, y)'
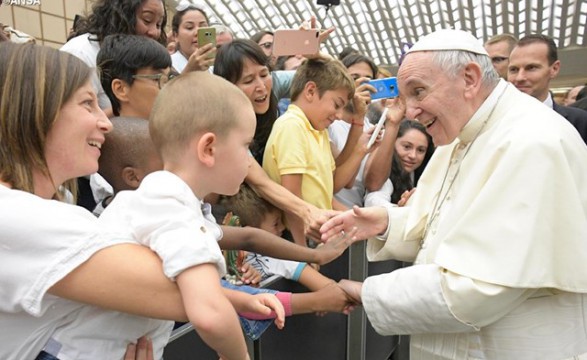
top-left (367, 108), bottom-right (389, 149)
top-left (197, 27), bottom-right (216, 59)
top-left (367, 77), bottom-right (399, 100)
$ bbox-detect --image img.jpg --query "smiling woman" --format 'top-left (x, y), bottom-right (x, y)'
top-left (214, 39), bottom-right (278, 164)
top-left (388, 120), bottom-right (434, 204)
top-left (0, 42), bottom-right (194, 360)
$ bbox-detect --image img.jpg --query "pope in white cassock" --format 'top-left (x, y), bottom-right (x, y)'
top-left (321, 29), bottom-right (587, 359)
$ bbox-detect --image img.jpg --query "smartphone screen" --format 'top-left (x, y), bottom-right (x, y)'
top-left (197, 27), bottom-right (216, 59)
top-left (272, 29), bottom-right (320, 56)
top-left (367, 77), bottom-right (399, 100)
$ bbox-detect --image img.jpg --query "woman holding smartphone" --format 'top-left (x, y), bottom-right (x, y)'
top-left (170, 3), bottom-right (216, 73)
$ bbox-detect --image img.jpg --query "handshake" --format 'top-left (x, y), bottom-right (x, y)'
top-left (310, 280), bottom-right (363, 315)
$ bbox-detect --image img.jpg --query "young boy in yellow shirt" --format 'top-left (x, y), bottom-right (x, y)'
top-left (262, 57), bottom-right (356, 245)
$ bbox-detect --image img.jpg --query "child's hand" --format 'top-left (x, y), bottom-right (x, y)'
top-left (239, 262), bottom-right (262, 285)
top-left (247, 294), bottom-right (286, 329)
top-left (338, 279), bottom-right (363, 306)
top-left (313, 282), bottom-right (360, 314)
top-left (314, 226), bottom-right (358, 265)
top-left (124, 336), bottom-right (153, 360)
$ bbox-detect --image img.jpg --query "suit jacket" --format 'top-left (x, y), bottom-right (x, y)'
top-left (571, 97), bottom-right (587, 112)
top-left (553, 102), bottom-right (587, 144)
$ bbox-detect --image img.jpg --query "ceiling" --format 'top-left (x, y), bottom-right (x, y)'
top-left (172, 0), bottom-right (587, 88)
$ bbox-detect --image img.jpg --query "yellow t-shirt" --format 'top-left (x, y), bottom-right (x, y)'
top-left (263, 104), bottom-right (335, 210)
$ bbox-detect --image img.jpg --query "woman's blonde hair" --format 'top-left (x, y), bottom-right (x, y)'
top-left (0, 42), bottom-right (91, 199)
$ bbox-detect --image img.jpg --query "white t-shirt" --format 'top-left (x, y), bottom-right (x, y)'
top-left (60, 33), bottom-right (111, 110)
top-left (328, 118), bottom-right (373, 207)
top-left (171, 51), bottom-right (215, 74)
top-left (171, 51), bottom-right (188, 73)
top-left (47, 171), bottom-right (227, 360)
top-left (0, 185), bottom-right (130, 360)
top-left (99, 170), bottom-right (226, 279)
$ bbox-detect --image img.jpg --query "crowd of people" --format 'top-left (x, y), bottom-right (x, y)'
top-left (1, 0), bottom-right (587, 359)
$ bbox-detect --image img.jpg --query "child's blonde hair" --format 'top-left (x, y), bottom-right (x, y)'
top-left (290, 56), bottom-right (355, 102)
top-left (149, 71), bottom-right (250, 160)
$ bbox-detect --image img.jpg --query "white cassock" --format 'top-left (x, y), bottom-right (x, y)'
top-left (362, 80), bottom-right (587, 359)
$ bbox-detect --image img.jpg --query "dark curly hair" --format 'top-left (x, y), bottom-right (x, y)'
top-left (76, 0), bottom-right (167, 45)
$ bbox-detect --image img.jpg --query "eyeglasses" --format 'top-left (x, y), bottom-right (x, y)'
top-left (259, 42), bottom-right (273, 50)
top-left (132, 73), bottom-right (176, 89)
top-left (491, 56), bottom-right (509, 64)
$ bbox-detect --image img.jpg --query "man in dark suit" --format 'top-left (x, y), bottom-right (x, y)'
top-left (508, 34), bottom-right (587, 144)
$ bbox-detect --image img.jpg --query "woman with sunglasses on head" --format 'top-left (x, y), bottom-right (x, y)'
top-left (170, 2), bottom-right (216, 74)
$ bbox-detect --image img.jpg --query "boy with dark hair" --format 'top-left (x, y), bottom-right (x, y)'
top-left (97, 34), bottom-right (174, 118)
top-left (83, 34), bottom-right (173, 213)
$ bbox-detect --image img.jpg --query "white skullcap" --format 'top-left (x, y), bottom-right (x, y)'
top-left (407, 29), bottom-right (488, 56)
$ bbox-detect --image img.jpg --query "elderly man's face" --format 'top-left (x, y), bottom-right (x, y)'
top-left (507, 43), bottom-right (560, 102)
top-left (398, 52), bottom-right (471, 146)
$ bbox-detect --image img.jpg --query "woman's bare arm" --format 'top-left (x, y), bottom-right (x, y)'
top-left (246, 159), bottom-right (334, 242)
top-left (49, 243), bottom-right (188, 322)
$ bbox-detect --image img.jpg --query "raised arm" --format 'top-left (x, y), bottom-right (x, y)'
top-left (219, 225), bottom-right (351, 265)
top-left (363, 99), bottom-right (405, 191)
top-left (245, 159), bottom-right (335, 242)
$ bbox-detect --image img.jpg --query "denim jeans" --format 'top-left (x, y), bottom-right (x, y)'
top-left (221, 279), bottom-right (276, 340)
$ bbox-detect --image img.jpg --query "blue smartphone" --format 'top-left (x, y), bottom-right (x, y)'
top-left (367, 77), bottom-right (399, 100)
